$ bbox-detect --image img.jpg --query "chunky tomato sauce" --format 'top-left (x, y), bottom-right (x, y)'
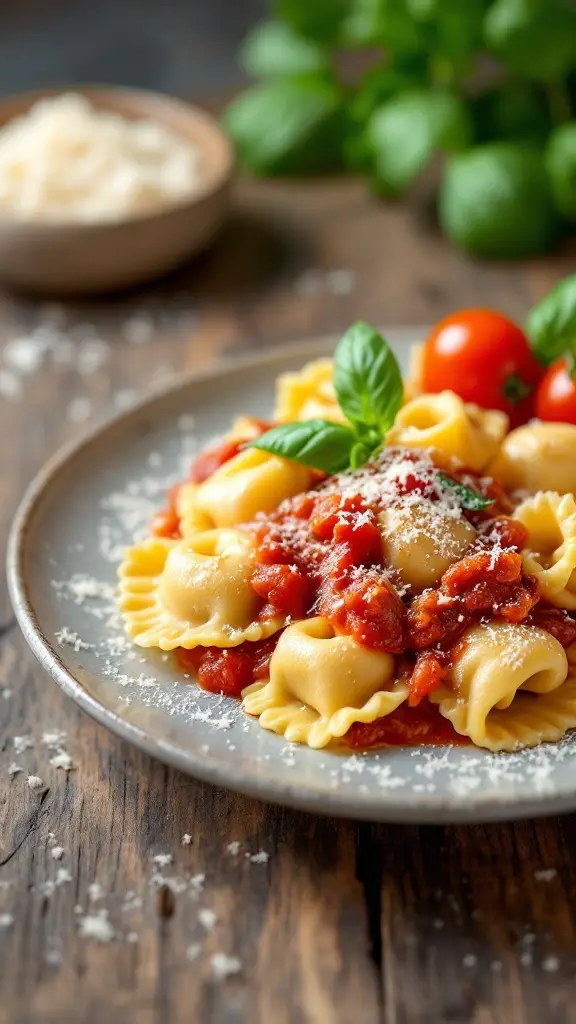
top-left (152, 420), bottom-right (271, 539)
top-left (169, 446), bottom-right (576, 751)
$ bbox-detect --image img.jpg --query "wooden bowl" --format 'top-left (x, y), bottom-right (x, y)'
top-left (0, 86), bottom-right (235, 294)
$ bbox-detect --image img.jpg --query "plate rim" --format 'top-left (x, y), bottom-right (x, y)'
top-left (8, 331), bottom-right (576, 824)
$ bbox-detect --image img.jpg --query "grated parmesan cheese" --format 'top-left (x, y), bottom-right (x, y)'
top-left (0, 93), bottom-right (201, 222)
top-left (211, 953), bottom-right (242, 980)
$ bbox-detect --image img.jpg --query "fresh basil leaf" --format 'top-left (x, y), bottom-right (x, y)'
top-left (350, 441), bottom-right (377, 470)
top-left (341, 0), bottom-right (385, 46)
top-left (333, 322), bottom-right (403, 437)
top-left (484, 0), bottom-right (576, 81)
top-left (546, 122), bottom-right (576, 222)
top-left (275, 0), bottom-right (349, 45)
top-left (250, 419), bottom-right (357, 474)
top-left (439, 143), bottom-right (559, 259)
top-left (438, 474), bottom-right (494, 511)
top-left (471, 82), bottom-right (551, 147)
top-left (240, 21), bottom-right (329, 78)
top-left (407, 0), bottom-right (484, 71)
top-left (368, 89), bottom-right (471, 196)
top-left (526, 275), bottom-right (576, 366)
top-left (224, 78), bottom-right (345, 175)
top-left (345, 63), bottom-right (429, 170)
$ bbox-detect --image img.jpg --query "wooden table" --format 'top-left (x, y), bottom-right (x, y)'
top-left (1, 175), bottom-right (576, 1024)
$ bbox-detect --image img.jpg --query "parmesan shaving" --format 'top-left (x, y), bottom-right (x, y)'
top-left (0, 93), bottom-right (201, 222)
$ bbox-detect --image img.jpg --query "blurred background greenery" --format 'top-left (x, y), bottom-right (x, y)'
top-left (3, 0), bottom-right (576, 262)
top-left (225, 0), bottom-right (576, 260)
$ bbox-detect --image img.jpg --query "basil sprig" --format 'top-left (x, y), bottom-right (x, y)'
top-left (250, 322), bottom-right (403, 473)
top-left (526, 273), bottom-right (576, 370)
top-left (438, 473), bottom-right (494, 511)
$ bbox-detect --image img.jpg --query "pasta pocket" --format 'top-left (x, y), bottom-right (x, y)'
top-left (242, 617), bottom-right (408, 748)
top-left (386, 390), bottom-right (508, 471)
top-left (175, 483), bottom-right (214, 538)
top-left (514, 492), bottom-right (576, 609)
top-left (489, 422), bottom-right (576, 495)
top-left (119, 529), bottom-right (283, 650)
top-left (379, 500), bottom-right (476, 590)
top-left (431, 622), bottom-right (573, 751)
top-left (193, 447), bottom-right (314, 528)
top-left (275, 358), bottom-right (346, 424)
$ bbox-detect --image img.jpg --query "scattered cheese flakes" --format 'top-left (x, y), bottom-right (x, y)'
top-left (0, 369), bottom-right (22, 400)
top-left (211, 953), bottom-right (242, 980)
top-left (78, 910), bottom-right (115, 943)
top-left (248, 851), bottom-right (270, 865)
top-left (56, 868), bottom-right (73, 886)
top-left (0, 914), bottom-right (14, 929)
top-left (122, 892), bottom-right (143, 912)
top-left (8, 763), bottom-right (22, 778)
top-left (542, 955), bottom-right (560, 972)
top-left (462, 954), bottom-right (477, 968)
top-left (126, 931), bottom-right (139, 944)
top-left (14, 735), bottom-right (33, 754)
top-left (50, 751), bottom-right (74, 771)
top-left (54, 626), bottom-right (93, 651)
top-left (88, 883), bottom-right (104, 903)
top-left (198, 908), bottom-right (217, 931)
top-left (50, 847), bottom-right (65, 861)
top-left (534, 868), bottom-right (557, 882)
top-left (27, 775), bottom-right (44, 790)
top-left (152, 853), bottom-right (173, 868)
top-left (190, 873), bottom-right (205, 895)
top-left (41, 730), bottom-right (67, 748)
top-left (187, 942), bottom-right (202, 962)
top-left (227, 841), bottom-right (241, 857)
top-left (67, 396), bottom-right (92, 423)
top-left (123, 315), bottom-right (154, 345)
top-left (181, 833), bottom-right (192, 846)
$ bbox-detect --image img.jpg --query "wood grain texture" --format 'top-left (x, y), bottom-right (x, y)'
top-left (1, 173), bottom-right (576, 1024)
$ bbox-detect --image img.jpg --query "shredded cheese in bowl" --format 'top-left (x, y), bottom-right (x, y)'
top-left (0, 92), bottom-right (202, 222)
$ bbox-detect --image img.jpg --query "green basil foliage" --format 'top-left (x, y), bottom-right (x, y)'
top-left (226, 0), bottom-right (576, 259)
top-left (438, 473), bottom-right (494, 511)
top-left (250, 322), bottom-right (403, 472)
top-left (526, 274), bottom-right (576, 367)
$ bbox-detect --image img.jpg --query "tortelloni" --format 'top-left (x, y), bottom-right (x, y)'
top-left (431, 622), bottom-right (576, 751)
top-left (176, 483), bottom-right (214, 538)
top-left (514, 492), bottom-right (576, 609)
top-left (386, 390), bottom-right (508, 471)
top-left (119, 529), bottom-right (283, 650)
top-left (379, 500), bottom-right (476, 590)
top-left (242, 617), bottom-right (408, 748)
top-left (489, 422), bottom-right (576, 495)
top-left (274, 358), bottom-right (346, 424)
top-left (190, 448), bottom-right (314, 529)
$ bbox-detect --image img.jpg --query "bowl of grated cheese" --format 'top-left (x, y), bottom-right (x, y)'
top-left (0, 87), bottom-right (234, 293)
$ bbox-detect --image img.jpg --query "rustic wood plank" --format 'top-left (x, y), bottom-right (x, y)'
top-left (1, 171), bottom-right (576, 1024)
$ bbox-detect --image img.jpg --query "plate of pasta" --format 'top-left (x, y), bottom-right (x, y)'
top-left (10, 282), bottom-right (576, 822)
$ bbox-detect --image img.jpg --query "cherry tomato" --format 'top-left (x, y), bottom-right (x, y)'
top-left (421, 309), bottom-right (543, 427)
top-left (535, 357), bottom-right (576, 425)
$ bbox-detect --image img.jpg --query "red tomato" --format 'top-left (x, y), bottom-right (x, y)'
top-left (535, 357), bottom-right (576, 424)
top-left (421, 309), bottom-right (543, 427)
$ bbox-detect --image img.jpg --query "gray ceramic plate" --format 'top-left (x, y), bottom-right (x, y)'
top-left (8, 331), bottom-right (576, 823)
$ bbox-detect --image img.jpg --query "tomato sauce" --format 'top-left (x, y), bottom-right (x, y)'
top-left (249, 452), bottom-right (543, 706)
top-left (345, 703), bottom-right (469, 748)
top-left (151, 420), bottom-right (271, 539)
top-left (170, 446), bottom-right (576, 752)
top-left (177, 634), bottom-right (279, 698)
